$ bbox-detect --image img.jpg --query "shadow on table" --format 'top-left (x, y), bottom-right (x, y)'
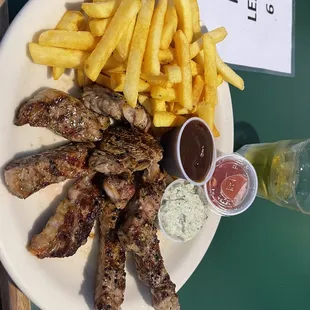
top-left (234, 121), bottom-right (260, 152)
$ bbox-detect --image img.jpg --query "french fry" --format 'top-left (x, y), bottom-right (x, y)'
top-left (143, 0), bottom-right (168, 75)
top-left (174, 0), bottom-right (193, 42)
top-left (153, 112), bottom-right (186, 127)
top-left (110, 73), bottom-right (150, 92)
top-left (213, 124), bottom-right (220, 138)
top-left (96, 74), bottom-right (111, 88)
top-left (81, 0), bottom-right (121, 19)
top-left (216, 54), bottom-right (244, 90)
top-left (151, 99), bottom-right (166, 113)
top-left (208, 27), bottom-right (228, 43)
top-left (203, 35), bottom-right (217, 106)
top-left (102, 55), bottom-right (126, 73)
top-left (167, 102), bottom-right (175, 112)
top-left (52, 67), bottom-right (65, 80)
top-left (89, 18), bottom-right (111, 36)
top-left (141, 72), bottom-right (173, 88)
top-left (194, 50), bottom-right (204, 67)
top-left (85, 0), bottom-right (141, 81)
top-left (151, 86), bottom-right (178, 102)
top-left (77, 69), bottom-right (85, 87)
top-left (192, 75), bottom-right (204, 105)
top-left (39, 30), bottom-right (99, 52)
top-left (123, 0), bottom-right (155, 108)
top-left (196, 103), bottom-right (214, 129)
top-left (162, 65), bottom-right (182, 83)
top-left (115, 17), bottom-right (136, 61)
top-left (173, 103), bottom-right (189, 115)
top-left (29, 43), bottom-right (89, 69)
top-left (217, 74), bottom-right (224, 87)
top-left (139, 97), bottom-right (153, 115)
top-left (55, 11), bottom-right (85, 31)
top-left (191, 0), bottom-right (201, 41)
top-left (190, 60), bottom-right (203, 76)
top-left (160, 0), bottom-right (178, 50)
top-left (158, 48), bottom-right (175, 64)
top-left (174, 30), bottom-right (192, 109)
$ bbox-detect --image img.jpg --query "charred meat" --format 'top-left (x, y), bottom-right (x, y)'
top-left (15, 88), bottom-right (110, 142)
top-left (28, 174), bottom-right (103, 258)
top-left (82, 84), bottom-right (151, 132)
top-left (95, 175), bottom-right (135, 310)
top-left (4, 142), bottom-right (94, 199)
top-left (89, 126), bottom-right (163, 175)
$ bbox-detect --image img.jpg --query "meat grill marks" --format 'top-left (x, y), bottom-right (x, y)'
top-left (28, 174), bottom-right (103, 258)
top-left (95, 175), bottom-right (135, 310)
top-left (89, 126), bottom-right (163, 175)
top-left (15, 88), bottom-right (110, 142)
top-left (82, 84), bottom-right (152, 132)
top-left (4, 142), bottom-right (94, 199)
top-left (118, 167), bottom-right (180, 310)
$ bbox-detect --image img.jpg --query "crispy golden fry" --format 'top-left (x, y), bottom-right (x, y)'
top-left (77, 69), bottom-right (85, 87)
top-left (158, 48), bottom-right (175, 64)
top-left (143, 0), bottom-right (168, 75)
top-left (190, 60), bottom-right (203, 76)
top-left (151, 86), bottom-right (178, 102)
top-left (81, 0), bottom-right (121, 19)
top-left (162, 65), bottom-right (182, 83)
top-left (102, 55), bottom-right (126, 73)
top-left (208, 27), bottom-right (228, 43)
top-left (194, 50), bottom-right (204, 67)
top-left (173, 103), bottom-right (189, 115)
top-left (217, 74), bottom-right (224, 87)
top-left (166, 102), bottom-right (175, 112)
top-left (191, 0), bottom-right (201, 41)
top-left (196, 103), bottom-right (214, 129)
top-left (115, 17), bottom-right (136, 61)
top-left (56, 11), bottom-right (85, 31)
top-left (203, 35), bottom-right (217, 106)
top-left (89, 18), bottom-right (111, 36)
top-left (85, 0), bottom-right (140, 81)
top-left (124, 0), bottom-right (155, 108)
top-left (160, 0), bottom-right (178, 50)
top-left (153, 111), bottom-right (186, 127)
top-left (96, 74), bottom-right (111, 88)
top-left (213, 124), bottom-right (220, 137)
top-left (216, 54), bottom-right (244, 90)
top-left (174, 0), bottom-right (193, 42)
top-left (151, 99), bottom-right (166, 113)
top-left (192, 75), bottom-right (204, 106)
top-left (110, 73), bottom-right (150, 92)
top-left (29, 43), bottom-right (89, 69)
top-left (39, 30), bottom-right (99, 52)
top-left (141, 72), bottom-right (172, 88)
top-left (52, 67), bottom-right (65, 80)
top-left (174, 30), bottom-right (192, 109)
top-left (138, 94), bottom-right (153, 115)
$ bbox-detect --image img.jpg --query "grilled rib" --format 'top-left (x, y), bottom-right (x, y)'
top-left (89, 126), bottom-right (163, 175)
top-left (28, 174), bottom-right (103, 258)
top-left (15, 88), bottom-right (110, 142)
top-left (95, 175), bottom-right (135, 310)
top-left (82, 84), bottom-right (151, 132)
top-left (4, 142), bottom-right (94, 199)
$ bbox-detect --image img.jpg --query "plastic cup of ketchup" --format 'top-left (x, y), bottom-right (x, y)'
top-left (161, 117), bottom-right (216, 186)
top-left (205, 154), bottom-right (258, 216)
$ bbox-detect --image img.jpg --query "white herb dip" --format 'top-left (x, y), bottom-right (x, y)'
top-left (159, 180), bottom-right (208, 242)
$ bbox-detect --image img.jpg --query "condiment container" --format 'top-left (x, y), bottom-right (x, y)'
top-left (161, 117), bottom-right (216, 186)
top-left (204, 154), bottom-right (258, 216)
top-left (158, 179), bottom-right (209, 243)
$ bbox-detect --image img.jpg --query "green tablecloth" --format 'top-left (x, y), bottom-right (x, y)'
top-left (7, 1), bottom-right (310, 309)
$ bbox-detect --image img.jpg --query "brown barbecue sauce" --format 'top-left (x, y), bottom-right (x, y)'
top-left (180, 120), bottom-right (214, 182)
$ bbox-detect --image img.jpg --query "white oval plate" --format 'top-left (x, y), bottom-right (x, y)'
top-left (0, 1), bottom-right (233, 309)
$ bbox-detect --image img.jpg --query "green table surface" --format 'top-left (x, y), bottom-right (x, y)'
top-left (6, 1), bottom-right (310, 310)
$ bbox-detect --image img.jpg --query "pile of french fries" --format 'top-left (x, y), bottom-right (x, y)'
top-left (28, 0), bottom-right (245, 137)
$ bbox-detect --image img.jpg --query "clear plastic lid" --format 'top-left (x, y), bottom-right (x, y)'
top-left (204, 154), bottom-right (258, 216)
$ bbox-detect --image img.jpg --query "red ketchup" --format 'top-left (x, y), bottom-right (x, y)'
top-left (206, 159), bottom-right (249, 210)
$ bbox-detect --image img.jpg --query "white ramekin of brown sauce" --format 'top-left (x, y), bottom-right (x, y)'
top-left (161, 117), bottom-right (216, 186)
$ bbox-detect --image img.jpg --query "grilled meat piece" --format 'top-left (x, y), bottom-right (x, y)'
top-left (28, 174), bottom-right (103, 258)
top-left (95, 176), bottom-right (135, 310)
top-left (4, 142), bottom-right (94, 199)
top-left (82, 84), bottom-right (151, 132)
top-left (89, 126), bottom-right (163, 175)
top-left (15, 88), bottom-right (110, 142)
top-left (135, 228), bottom-right (180, 310)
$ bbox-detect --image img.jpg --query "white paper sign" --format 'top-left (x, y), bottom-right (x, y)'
top-left (198, 0), bottom-right (294, 75)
